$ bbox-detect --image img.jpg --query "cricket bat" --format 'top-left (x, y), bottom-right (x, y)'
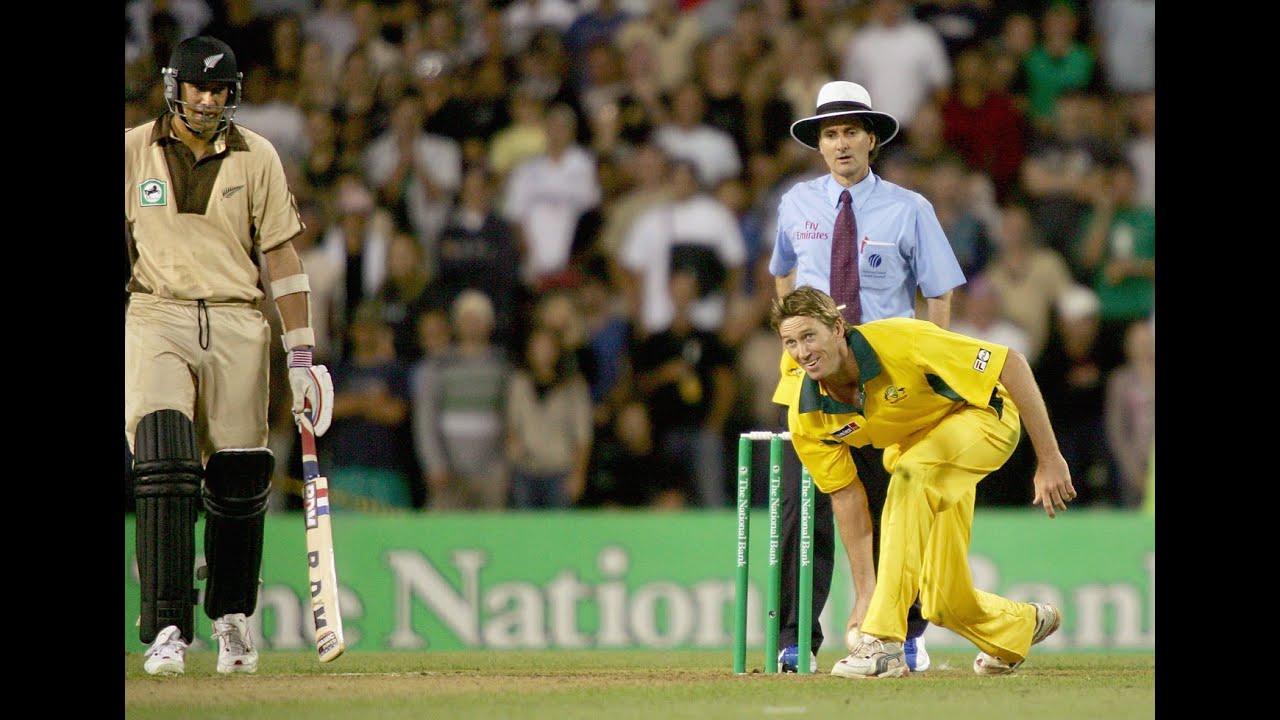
top-left (299, 400), bottom-right (345, 662)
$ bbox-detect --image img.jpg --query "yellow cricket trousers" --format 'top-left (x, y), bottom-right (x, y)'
top-left (859, 397), bottom-right (1040, 662)
top-left (124, 293), bottom-right (271, 458)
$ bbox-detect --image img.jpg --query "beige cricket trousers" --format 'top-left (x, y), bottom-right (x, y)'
top-left (124, 293), bottom-right (271, 457)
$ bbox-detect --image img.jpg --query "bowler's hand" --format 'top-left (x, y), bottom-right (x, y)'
top-left (1031, 454), bottom-right (1076, 518)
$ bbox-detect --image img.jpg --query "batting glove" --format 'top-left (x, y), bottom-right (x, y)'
top-left (288, 348), bottom-right (334, 436)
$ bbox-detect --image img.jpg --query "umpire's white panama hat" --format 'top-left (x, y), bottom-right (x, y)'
top-left (790, 81), bottom-right (900, 150)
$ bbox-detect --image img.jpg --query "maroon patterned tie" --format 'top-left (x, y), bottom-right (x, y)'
top-left (829, 189), bottom-right (861, 324)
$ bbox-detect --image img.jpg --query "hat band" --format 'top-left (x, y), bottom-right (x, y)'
top-left (814, 100), bottom-right (873, 115)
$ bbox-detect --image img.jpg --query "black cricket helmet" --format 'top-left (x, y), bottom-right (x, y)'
top-left (161, 35), bottom-right (243, 134)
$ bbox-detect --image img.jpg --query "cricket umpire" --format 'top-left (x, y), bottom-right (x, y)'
top-left (768, 81), bottom-right (966, 672)
top-left (125, 35), bottom-right (334, 676)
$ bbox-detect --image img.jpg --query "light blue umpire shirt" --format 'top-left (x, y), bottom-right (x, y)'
top-left (769, 170), bottom-right (966, 321)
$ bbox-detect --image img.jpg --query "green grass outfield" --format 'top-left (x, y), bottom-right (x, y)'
top-left (125, 649), bottom-right (1155, 719)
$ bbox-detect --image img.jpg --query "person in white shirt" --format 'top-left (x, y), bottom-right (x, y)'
top-left (619, 158), bottom-right (746, 337)
top-left (502, 104), bottom-right (602, 288)
top-left (841, 0), bottom-right (951, 130)
top-left (653, 81), bottom-right (742, 189)
top-left (361, 87), bottom-right (462, 271)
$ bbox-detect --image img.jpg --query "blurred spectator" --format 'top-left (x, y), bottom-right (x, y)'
top-left (430, 165), bottom-right (525, 355)
top-left (322, 174), bottom-right (394, 352)
top-left (632, 269), bottom-right (737, 508)
top-left (713, 174), bottom-right (773, 349)
top-left (697, 34), bottom-right (754, 162)
top-left (619, 159), bottom-right (747, 338)
top-left (1020, 89), bottom-right (1119, 266)
top-left (533, 289), bottom-right (598, 401)
top-left (773, 32), bottom-right (834, 141)
top-left (333, 48), bottom-right (380, 125)
top-left (726, 1), bottom-right (774, 80)
top-left (489, 87), bottom-right (550, 178)
top-left (582, 400), bottom-right (691, 508)
top-left (840, 0), bottom-right (951, 132)
top-left (412, 290), bottom-right (512, 510)
top-left (778, 33), bottom-right (834, 142)
top-left (1104, 316), bottom-right (1155, 509)
top-left (511, 29), bottom-right (588, 144)
top-left (234, 67), bottom-right (309, 166)
top-left (350, 0), bottom-right (401, 78)
top-left (924, 153), bottom-right (994, 278)
top-left (785, 0), bottom-right (857, 64)
top-left (415, 306), bottom-right (453, 359)
top-left (739, 56), bottom-right (796, 159)
top-left (599, 141), bottom-right (673, 270)
top-left (652, 81), bottom-right (743, 190)
top-left (410, 3), bottom-right (468, 79)
top-left (126, 0), bottom-right (213, 68)
top-left (579, 42), bottom-right (630, 155)
top-left (1124, 91), bottom-right (1155, 210)
top-left (757, 0), bottom-right (797, 49)
top-left (1012, 0), bottom-right (1101, 135)
top-left (1074, 156), bottom-right (1155, 370)
top-left (948, 274), bottom-right (1031, 358)
top-left (456, 58), bottom-right (515, 162)
top-left (292, 202), bottom-right (344, 366)
top-left (983, 202), bottom-right (1074, 367)
top-left (461, 0), bottom-right (515, 69)
top-left (362, 87), bottom-right (463, 266)
top-left (325, 300), bottom-right (417, 511)
top-left (373, 230), bottom-right (433, 363)
top-left (415, 65), bottom-right (477, 145)
top-left (562, 0), bottom-right (632, 92)
top-left (615, 0), bottom-right (703, 94)
top-left (986, 11), bottom-right (1035, 99)
top-left (302, 107), bottom-right (344, 196)
top-left (374, 1), bottom-right (421, 45)
top-left (610, 35), bottom-right (669, 149)
top-left (740, 151), bottom-right (795, 290)
top-left (731, 313), bottom-right (792, 494)
top-left (505, 327), bottom-right (594, 509)
top-left (304, 0), bottom-right (359, 78)
top-left (915, 0), bottom-right (1000, 64)
top-left (940, 42), bottom-right (1027, 204)
top-left (265, 12), bottom-right (305, 84)
top-left (502, 103), bottom-right (602, 288)
top-left (503, 0), bottom-right (582, 55)
top-left (1037, 284), bottom-right (1117, 507)
top-left (298, 37), bottom-right (340, 110)
top-left (577, 255), bottom-right (636, 429)
top-left (1090, 0), bottom-right (1155, 96)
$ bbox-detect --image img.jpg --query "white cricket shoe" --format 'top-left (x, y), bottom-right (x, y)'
top-left (831, 634), bottom-right (909, 679)
top-left (213, 613), bottom-right (259, 674)
top-left (973, 602), bottom-right (1062, 676)
top-left (143, 625), bottom-right (188, 676)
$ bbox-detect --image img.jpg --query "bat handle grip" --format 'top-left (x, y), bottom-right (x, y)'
top-left (297, 400), bottom-right (319, 477)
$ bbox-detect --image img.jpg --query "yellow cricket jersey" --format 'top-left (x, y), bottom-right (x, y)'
top-left (775, 317), bottom-right (1012, 494)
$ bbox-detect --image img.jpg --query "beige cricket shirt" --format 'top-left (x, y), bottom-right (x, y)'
top-left (124, 114), bottom-right (303, 303)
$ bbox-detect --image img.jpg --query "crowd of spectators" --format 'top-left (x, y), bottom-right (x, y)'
top-left (124, 0), bottom-right (1155, 513)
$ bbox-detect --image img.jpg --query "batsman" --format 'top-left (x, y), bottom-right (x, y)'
top-left (124, 35), bottom-right (334, 676)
